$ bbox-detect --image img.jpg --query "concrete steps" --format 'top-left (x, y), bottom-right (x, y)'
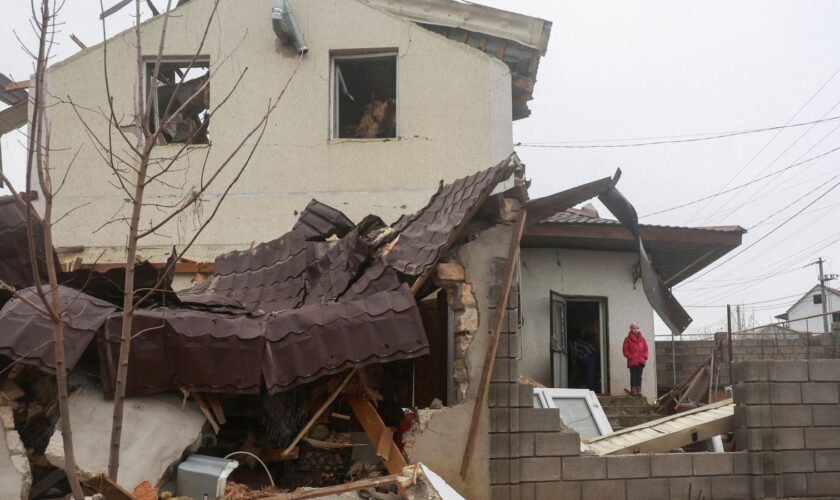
top-left (597, 395), bottom-right (661, 432)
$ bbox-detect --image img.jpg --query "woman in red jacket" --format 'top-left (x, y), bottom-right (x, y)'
top-left (622, 322), bottom-right (649, 396)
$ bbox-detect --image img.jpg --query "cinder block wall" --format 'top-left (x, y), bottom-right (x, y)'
top-left (733, 359), bottom-right (840, 498)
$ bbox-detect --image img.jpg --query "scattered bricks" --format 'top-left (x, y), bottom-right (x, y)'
top-left (804, 427), bottom-right (840, 449)
top-left (711, 475), bottom-right (751, 500)
top-left (809, 360), bottom-right (840, 381)
top-left (519, 408), bottom-right (564, 432)
top-left (769, 360), bottom-right (809, 381)
top-left (812, 405), bottom-right (840, 426)
top-left (773, 427), bottom-right (805, 450)
top-left (517, 433), bottom-right (534, 457)
top-left (534, 430), bottom-right (580, 457)
top-left (781, 473), bottom-right (808, 497)
top-left (434, 261), bottom-right (464, 282)
top-left (518, 457), bottom-right (562, 482)
top-left (626, 478), bottom-right (668, 500)
top-left (516, 384), bottom-right (535, 408)
top-left (490, 458), bottom-right (511, 484)
top-left (491, 408), bottom-right (510, 433)
top-left (808, 472), bottom-right (840, 497)
top-left (692, 452), bottom-right (733, 476)
top-left (732, 360), bottom-right (769, 382)
top-left (774, 450), bottom-right (815, 473)
top-left (535, 480), bottom-right (581, 500)
top-left (490, 433), bottom-right (510, 459)
top-left (606, 455), bottom-right (650, 479)
top-left (815, 450), bottom-right (840, 472)
top-left (581, 480), bottom-right (626, 500)
top-left (744, 405), bottom-right (772, 427)
top-left (770, 382), bottom-right (802, 404)
top-left (771, 404), bottom-right (812, 427)
top-left (733, 381), bottom-right (770, 404)
top-left (650, 453), bottom-right (691, 477)
top-left (669, 477), bottom-right (712, 499)
top-left (562, 456), bottom-right (606, 481)
top-left (801, 382), bottom-right (840, 404)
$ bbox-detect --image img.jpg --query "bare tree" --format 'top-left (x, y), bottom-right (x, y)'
top-left (0, 2), bottom-right (88, 498)
top-left (61, 0), bottom-right (303, 480)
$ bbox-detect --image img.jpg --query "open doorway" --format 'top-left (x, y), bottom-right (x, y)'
top-left (550, 293), bottom-right (608, 393)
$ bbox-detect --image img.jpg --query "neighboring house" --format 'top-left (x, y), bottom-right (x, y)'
top-left (775, 284), bottom-right (840, 333)
top-left (24, 0), bottom-right (550, 267)
top-left (519, 205), bottom-right (745, 397)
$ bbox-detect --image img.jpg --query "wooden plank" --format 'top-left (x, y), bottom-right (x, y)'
top-left (264, 471), bottom-right (412, 499)
top-left (190, 391), bottom-right (220, 434)
top-left (346, 395), bottom-right (407, 476)
top-left (28, 468), bottom-right (65, 499)
top-left (81, 474), bottom-right (134, 500)
top-left (3, 80), bottom-right (29, 91)
top-left (459, 210), bottom-right (527, 480)
top-left (69, 34), bottom-right (87, 50)
top-left (206, 395), bottom-right (226, 425)
top-left (376, 427), bottom-right (393, 459)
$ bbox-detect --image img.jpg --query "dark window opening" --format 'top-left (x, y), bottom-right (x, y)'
top-left (145, 60), bottom-right (210, 145)
top-left (813, 294), bottom-right (823, 305)
top-left (566, 301), bottom-right (603, 393)
top-left (415, 290), bottom-right (452, 407)
top-left (832, 312), bottom-right (840, 323)
top-left (332, 53), bottom-right (397, 139)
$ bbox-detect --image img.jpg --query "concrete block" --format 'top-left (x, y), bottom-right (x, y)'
top-left (490, 433), bottom-right (510, 459)
top-left (518, 482), bottom-right (534, 500)
top-left (802, 382), bottom-right (839, 404)
top-left (815, 450), bottom-right (840, 472)
top-left (734, 381), bottom-right (770, 404)
top-left (518, 457), bottom-right (562, 482)
top-left (535, 480), bottom-right (581, 500)
top-left (490, 458), bottom-right (511, 484)
top-left (770, 360), bottom-right (810, 381)
top-left (669, 477), bottom-right (712, 499)
top-left (509, 408), bottom-right (520, 433)
top-left (805, 427), bottom-right (840, 449)
top-left (491, 408), bottom-right (510, 433)
top-left (562, 456), bottom-right (606, 481)
top-left (517, 433), bottom-right (534, 458)
top-left (771, 404), bottom-right (812, 427)
top-left (732, 451), bottom-right (750, 475)
top-left (773, 427), bottom-right (805, 450)
top-left (534, 431), bottom-right (580, 457)
top-left (516, 384), bottom-right (535, 408)
top-left (732, 360), bottom-right (769, 382)
top-left (809, 360), bottom-right (840, 381)
top-left (491, 484), bottom-right (511, 500)
top-left (770, 382), bottom-right (802, 404)
top-left (744, 405), bottom-right (772, 427)
top-left (581, 480), bottom-right (626, 500)
top-left (808, 472), bottom-right (840, 497)
top-left (774, 450), bottom-right (814, 473)
top-left (493, 359), bottom-right (513, 384)
top-left (519, 408), bottom-right (564, 432)
top-left (711, 475), bottom-right (751, 500)
top-left (781, 473), bottom-right (808, 497)
top-left (606, 455), bottom-right (650, 479)
top-left (692, 453), bottom-right (733, 475)
top-left (626, 478), bottom-right (668, 500)
top-left (812, 404), bottom-right (840, 426)
top-left (650, 453), bottom-right (691, 476)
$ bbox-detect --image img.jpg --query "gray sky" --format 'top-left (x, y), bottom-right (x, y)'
top-left (3, 1), bottom-right (840, 335)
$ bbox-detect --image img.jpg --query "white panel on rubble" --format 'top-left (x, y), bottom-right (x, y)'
top-left (533, 388), bottom-right (613, 439)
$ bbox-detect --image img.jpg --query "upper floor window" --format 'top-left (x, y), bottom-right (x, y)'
top-left (145, 59), bottom-right (210, 145)
top-left (813, 294), bottom-right (823, 305)
top-left (331, 51), bottom-right (397, 139)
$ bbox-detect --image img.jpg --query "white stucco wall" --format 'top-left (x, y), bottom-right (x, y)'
top-left (42, 0), bottom-right (513, 264)
top-left (519, 248), bottom-right (658, 398)
top-left (786, 289), bottom-right (840, 334)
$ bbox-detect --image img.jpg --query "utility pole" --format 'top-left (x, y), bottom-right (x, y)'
top-left (727, 304), bottom-right (732, 384)
top-left (807, 258), bottom-right (837, 333)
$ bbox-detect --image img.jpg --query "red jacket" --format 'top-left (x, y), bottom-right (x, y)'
top-left (623, 331), bottom-right (649, 367)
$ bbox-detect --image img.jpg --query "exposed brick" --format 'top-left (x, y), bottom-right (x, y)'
top-left (490, 459), bottom-right (511, 484)
top-left (626, 478), bottom-right (667, 500)
top-left (519, 408), bottom-right (564, 432)
top-left (534, 430), bottom-right (579, 457)
top-left (808, 472), bottom-right (840, 496)
top-left (801, 382), bottom-right (839, 404)
top-left (581, 480), bottom-right (626, 500)
top-left (692, 453), bottom-right (733, 475)
top-left (805, 427), bottom-right (840, 449)
top-left (434, 261), bottom-right (465, 282)
top-left (669, 477), bottom-right (712, 499)
top-left (812, 405), bottom-right (840, 426)
top-left (774, 427), bottom-right (805, 450)
top-left (650, 453), bottom-right (691, 477)
top-left (781, 473), bottom-right (808, 497)
top-left (606, 455), bottom-right (650, 479)
top-left (517, 433), bottom-right (534, 458)
top-left (815, 450), bottom-right (840, 472)
top-left (491, 433), bottom-right (510, 459)
top-left (535, 480), bottom-right (581, 500)
top-left (809, 360), bottom-right (840, 381)
top-left (771, 404), bottom-right (812, 427)
top-left (770, 382), bottom-right (802, 404)
top-left (562, 456), bottom-right (606, 481)
top-left (769, 360), bottom-right (809, 381)
top-left (774, 450), bottom-right (814, 473)
top-left (711, 475), bottom-right (751, 500)
top-left (518, 457), bottom-right (562, 482)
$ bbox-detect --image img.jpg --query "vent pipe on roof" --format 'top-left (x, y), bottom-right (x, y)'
top-left (272, 0), bottom-right (308, 55)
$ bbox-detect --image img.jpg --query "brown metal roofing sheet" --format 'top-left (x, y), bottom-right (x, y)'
top-left (0, 286), bottom-right (117, 373)
top-left (385, 157), bottom-right (516, 276)
top-left (263, 284), bottom-right (428, 393)
top-left (524, 170), bottom-right (619, 222)
top-left (293, 199), bottom-right (356, 241)
top-left (304, 229), bottom-right (370, 306)
top-left (0, 194), bottom-right (56, 292)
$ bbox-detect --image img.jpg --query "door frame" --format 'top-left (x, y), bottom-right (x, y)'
top-left (550, 294), bottom-right (610, 394)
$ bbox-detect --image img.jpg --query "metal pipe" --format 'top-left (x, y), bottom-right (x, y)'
top-left (272, 0), bottom-right (308, 55)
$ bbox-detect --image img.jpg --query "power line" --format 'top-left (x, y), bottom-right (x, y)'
top-left (683, 292), bottom-right (806, 308)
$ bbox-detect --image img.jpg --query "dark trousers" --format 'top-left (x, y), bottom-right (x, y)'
top-left (629, 365), bottom-right (644, 387)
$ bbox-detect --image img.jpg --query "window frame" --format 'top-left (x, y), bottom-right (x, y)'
top-left (142, 56), bottom-right (211, 145)
top-left (533, 388), bottom-right (613, 439)
top-left (329, 50), bottom-right (399, 140)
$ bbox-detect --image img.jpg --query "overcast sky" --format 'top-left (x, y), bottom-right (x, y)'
top-left (3, 1), bottom-right (840, 335)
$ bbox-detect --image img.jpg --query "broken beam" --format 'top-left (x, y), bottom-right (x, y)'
top-left (3, 80), bottom-right (29, 92)
top-left (346, 394), bottom-right (408, 476)
top-left (265, 471), bottom-right (412, 499)
top-left (460, 209), bottom-right (527, 480)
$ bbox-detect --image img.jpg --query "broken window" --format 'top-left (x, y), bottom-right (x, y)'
top-left (145, 59), bottom-right (210, 145)
top-left (331, 52), bottom-right (397, 139)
